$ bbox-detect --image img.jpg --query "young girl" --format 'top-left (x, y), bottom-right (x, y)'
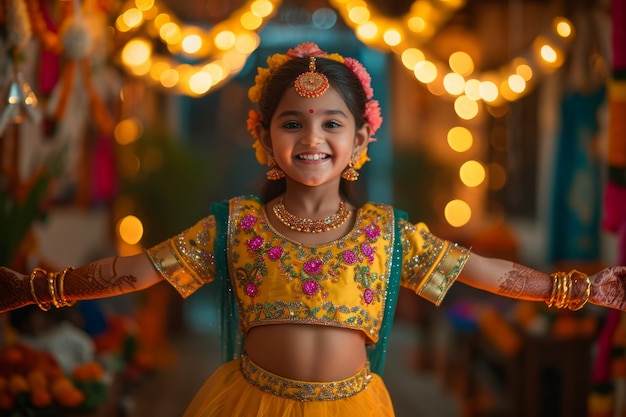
top-left (1, 42), bottom-right (626, 417)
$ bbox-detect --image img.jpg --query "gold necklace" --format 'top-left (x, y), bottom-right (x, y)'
top-left (273, 197), bottom-right (351, 233)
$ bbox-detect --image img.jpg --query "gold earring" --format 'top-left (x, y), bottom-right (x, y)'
top-left (341, 157), bottom-right (359, 181)
top-left (267, 156), bottom-right (285, 180)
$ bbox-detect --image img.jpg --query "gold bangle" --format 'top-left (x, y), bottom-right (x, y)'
top-left (557, 272), bottom-right (572, 309)
top-left (47, 272), bottom-right (62, 308)
top-left (568, 270), bottom-right (591, 311)
top-left (29, 267), bottom-right (51, 311)
top-left (58, 266), bottom-right (75, 307)
top-left (547, 272), bottom-right (563, 307)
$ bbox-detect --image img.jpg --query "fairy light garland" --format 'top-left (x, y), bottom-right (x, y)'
top-left (331, 0), bottom-right (575, 107)
top-left (116, 0), bottom-right (282, 96)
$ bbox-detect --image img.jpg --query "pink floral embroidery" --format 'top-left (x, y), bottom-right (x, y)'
top-left (361, 243), bottom-right (375, 263)
top-left (303, 259), bottom-right (323, 275)
top-left (364, 223), bottom-right (380, 240)
top-left (240, 214), bottom-right (257, 230)
top-left (363, 288), bottom-right (374, 304)
top-left (247, 235), bottom-right (264, 250)
top-left (268, 246), bottom-right (283, 260)
top-left (246, 283), bottom-right (259, 297)
top-left (303, 280), bottom-right (320, 295)
top-left (343, 250), bottom-right (357, 265)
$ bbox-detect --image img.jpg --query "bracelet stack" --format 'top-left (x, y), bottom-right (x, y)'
top-left (546, 269), bottom-right (591, 310)
top-left (29, 267), bottom-right (76, 311)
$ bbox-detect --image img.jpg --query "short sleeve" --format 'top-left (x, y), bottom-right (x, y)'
top-left (147, 215), bottom-right (217, 298)
top-left (399, 219), bottom-right (470, 306)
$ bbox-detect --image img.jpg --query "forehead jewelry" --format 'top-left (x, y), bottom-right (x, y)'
top-left (294, 57), bottom-right (329, 98)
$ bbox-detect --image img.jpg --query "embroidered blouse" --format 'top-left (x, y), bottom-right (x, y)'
top-left (147, 195), bottom-right (469, 344)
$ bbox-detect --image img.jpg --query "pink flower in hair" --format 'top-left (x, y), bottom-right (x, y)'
top-left (365, 100), bottom-right (382, 137)
top-left (344, 58), bottom-right (373, 100)
top-left (286, 42), bottom-right (327, 58)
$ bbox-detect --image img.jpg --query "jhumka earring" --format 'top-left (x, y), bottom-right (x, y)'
top-left (267, 156), bottom-right (285, 180)
top-left (294, 57), bottom-right (329, 98)
top-left (341, 157), bottom-right (359, 181)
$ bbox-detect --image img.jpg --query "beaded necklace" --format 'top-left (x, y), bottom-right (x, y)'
top-left (273, 197), bottom-right (351, 233)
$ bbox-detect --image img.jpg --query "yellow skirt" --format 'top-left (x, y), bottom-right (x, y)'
top-left (183, 356), bottom-right (395, 417)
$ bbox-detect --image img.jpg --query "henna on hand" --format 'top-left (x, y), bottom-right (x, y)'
top-left (590, 266), bottom-right (626, 311)
top-left (0, 267), bottom-right (32, 312)
top-left (496, 263), bottom-right (552, 301)
top-left (63, 257), bottom-right (138, 300)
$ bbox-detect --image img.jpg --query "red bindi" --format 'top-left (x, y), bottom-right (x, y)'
top-left (309, 109), bottom-right (314, 113)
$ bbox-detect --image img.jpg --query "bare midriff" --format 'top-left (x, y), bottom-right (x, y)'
top-left (244, 324), bottom-right (368, 382)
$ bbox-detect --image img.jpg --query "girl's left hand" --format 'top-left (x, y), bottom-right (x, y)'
top-left (590, 266), bottom-right (626, 311)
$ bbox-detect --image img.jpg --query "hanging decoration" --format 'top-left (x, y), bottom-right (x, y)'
top-left (0, 0), bottom-right (41, 136)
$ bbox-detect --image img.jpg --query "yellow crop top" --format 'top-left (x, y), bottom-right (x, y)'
top-left (147, 196), bottom-right (470, 344)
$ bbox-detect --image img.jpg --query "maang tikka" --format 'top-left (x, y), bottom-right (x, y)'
top-left (294, 57), bottom-right (329, 98)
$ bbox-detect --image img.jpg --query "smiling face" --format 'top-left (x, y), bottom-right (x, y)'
top-left (258, 87), bottom-right (369, 188)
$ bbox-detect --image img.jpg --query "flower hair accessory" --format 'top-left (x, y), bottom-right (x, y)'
top-left (247, 42), bottom-right (382, 171)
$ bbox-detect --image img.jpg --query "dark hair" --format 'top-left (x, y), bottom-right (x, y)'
top-left (257, 57), bottom-right (368, 203)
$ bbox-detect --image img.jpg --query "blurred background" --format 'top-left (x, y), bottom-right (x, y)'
top-left (0, 0), bottom-right (625, 416)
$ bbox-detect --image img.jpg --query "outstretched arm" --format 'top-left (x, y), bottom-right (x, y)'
top-left (458, 253), bottom-right (626, 311)
top-left (0, 252), bottom-right (164, 313)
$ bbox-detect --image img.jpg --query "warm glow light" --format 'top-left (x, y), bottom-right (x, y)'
top-left (181, 34), bottom-right (202, 54)
top-left (447, 126), bottom-right (473, 152)
top-left (540, 44), bottom-right (557, 63)
top-left (516, 63), bottom-right (533, 81)
top-left (459, 160), bottom-right (486, 187)
top-left (114, 118), bottom-right (143, 145)
top-left (160, 22), bottom-right (182, 44)
top-left (414, 60), bottom-right (437, 83)
top-left (235, 33), bottom-right (260, 53)
top-left (160, 68), bottom-right (179, 88)
top-left (121, 38), bottom-right (152, 67)
top-left (443, 72), bottom-right (465, 96)
top-left (135, 0), bottom-right (154, 11)
top-left (479, 80), bottom-right (499, 102)
top-left (454, 95), bottom-right (479, 120)
top-left (122, 8), bottom-right (143, 29)
top-left (215, 30), bottom-right (236, 50)
top-left (203, 62), bottom-right (226, 82)
top-left (149, 60), bottom-right (169, 81)
top-left (356, 22), bottom-right (378, 40)
top-left (118, 215), bottom-right (144, 245)
top-left (383, 29), bottom-right (402, 46)
top-left (507, 74), bottom-right (526, 93)
top-left (444, 199), bottom-right (471, 227)
top-left (449, 51), bottom-right (474, 76)
top-left (401, 48), bottom-right (425, 70)
top-left (189, 71), bottom-right (213, 94)
top-left (153, 13), bottom-right (171, 29)
top-left (241, 11), bottom-right (262, 30)
top-left (554, 18), bottom-right (573, 38)
top-left (406, 16), bottom-right (426, 33)
top-left (251, 0), bottom-right (274, 17)
top-left (348, 6), bottom-right (370, 24)
top-left (464, 79), bottom-right (481, 101)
